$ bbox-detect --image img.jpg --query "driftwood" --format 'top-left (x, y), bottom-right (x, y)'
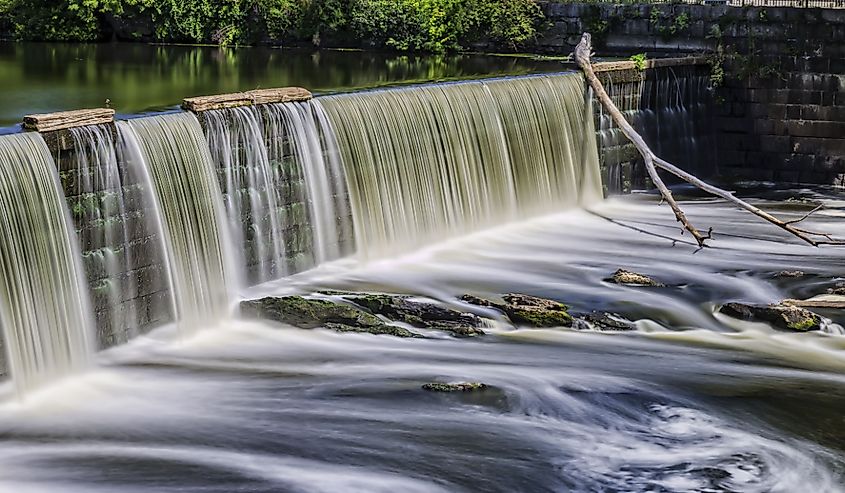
top-left (574, 33), bottom-right (845, 247)
top-left (182, 87), bottom-right (312, 112)
top-left (23, 108), bottom-right (115, 133)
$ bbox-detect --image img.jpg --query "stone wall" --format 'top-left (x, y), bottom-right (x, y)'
top-left (539, 2), bottom-right (845, 185)
top-left (44, 128), bottom-right (173, 348)
top-left (595, 62), bottom-right (717, 194)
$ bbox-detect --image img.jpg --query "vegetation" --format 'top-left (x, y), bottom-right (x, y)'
top-left (0, 0), bottom-right (544, 51)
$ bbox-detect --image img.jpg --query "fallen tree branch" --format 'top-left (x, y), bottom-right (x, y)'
top-left (574, 33), bottom-right (845, 247)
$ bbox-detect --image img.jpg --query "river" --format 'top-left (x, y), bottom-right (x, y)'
top-left (0, 188), bottom-right (842, 492)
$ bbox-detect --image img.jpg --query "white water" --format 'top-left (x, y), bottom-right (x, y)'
top-left (70, 124), bottom-right (138, 342)
top-left (204, 101), bottom-right (352, 283)
top-left (0, 133), bottom-right (94, 394)
top-left (321, 73), bottom-right (602, 259)
top-left (121, 114), bottom-right (236, 333)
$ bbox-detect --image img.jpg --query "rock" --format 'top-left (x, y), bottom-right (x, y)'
top-left (240, 296), bottom-right (416, 337)
top-left (461, 293), bottom-right (573, 328)
top-left (774, 270), bottom-right (805, 278)
top-left (718, 302), bottom-right (822, 332)
top-left (827, 282), bottom-right (845, 296)
top-left (572, 312), bottom-right (637, 332)
top-left (422, 382), bottom-right (488, 392)
top-left (342, 293), bottom-right (485, 338)
top-left (607, 269), bottom-right (665, 287)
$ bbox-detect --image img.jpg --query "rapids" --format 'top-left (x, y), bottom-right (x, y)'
top-left (0, 189), bottom-right (843, 492)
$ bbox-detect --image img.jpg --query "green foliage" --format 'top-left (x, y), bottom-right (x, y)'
top-left (2, 0), bottom-right (542, 51)
top-left (649, 8), bottom-right (690, 41)
top-left (348, 0), bottom-right (542, 52)
top-left (629, 53), bottom-right (646, 71)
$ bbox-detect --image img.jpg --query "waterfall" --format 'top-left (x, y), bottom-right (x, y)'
top-left (203, 100), bottom-right (352, 283)
top-left (0, 133), bottom-right (94, 394)
top-left (320, 72), bottom-right (602, 258)
top-left (119, 113), bottom-right (234, 332)
top-left (69, 124), bottom-right (138, 344)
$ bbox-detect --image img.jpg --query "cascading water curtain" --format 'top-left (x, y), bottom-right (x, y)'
top-left (320, 72), bottom-right (602, 258)
top-left (69, 124), bottom-right (138, 344)
top-left (203, 100), bottom-right (352, 283)
top-left (120, 113), bottom-right (235, 332)
top-left (0, 133), bottom-right (94, 395)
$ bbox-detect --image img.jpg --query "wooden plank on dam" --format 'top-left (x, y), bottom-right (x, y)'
top-left (182, 87), bottom-right (313, 112)
top-left (592, 56), bottom-right (710, 73)
top-left (23, 108), bottom-right (115, 133)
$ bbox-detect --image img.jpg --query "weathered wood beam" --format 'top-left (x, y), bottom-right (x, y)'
top-left (23, 108), bottom-right (115, 133)
top-left (591, 55), bottom-right (709, 73)
top-left (182, 87), bottom-right (312, 112)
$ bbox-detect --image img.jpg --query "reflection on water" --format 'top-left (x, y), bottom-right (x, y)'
top-left (0, 191), bottom-right (843, 491)
top-left (0, 42), bottom-right (562, 128)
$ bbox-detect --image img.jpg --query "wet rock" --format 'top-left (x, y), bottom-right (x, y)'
top-left (718, 302), bottom-right (822, 332)
top-left (240, 296), bottom-right (416, 337)
top-left (341, 293), bottom-right (485, 338)
top-left (422, 382), bottom-right (488, 393)
top-left (461, 293), bottom-right (573, 328)
top-left (572, 312), bottom-right (637, 332)
top-left (827, 282), bottom-right (845, 296)
top-left (607, 269), bottom-right (665, 287)
top-left (774, 270), bottom-right (805, 278)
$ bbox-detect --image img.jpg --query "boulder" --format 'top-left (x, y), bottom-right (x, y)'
top-left (343, 293), bottom-right (484, 337)
top-left (422, 382), bottom-right (488, 392)
top-left (718, 302), bottom-right (822, 332)
top-left (774, 270), bottom-right (805, 278)
top-left (572, 312), bottom-right (637, 332)
top-left (241, 296), bottom-right (416, 337)
top-left (461, 293), bottom-right (573, 328)
top-left (607, 269), bottom-right (665, 287)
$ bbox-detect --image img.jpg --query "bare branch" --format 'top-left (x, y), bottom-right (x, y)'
top-left (573, 33), bottom-right (845, 248)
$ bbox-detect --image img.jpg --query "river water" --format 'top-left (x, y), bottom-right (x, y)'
top-left (0, 188), bottom-right (843, 492)
top-left (0, 43), bottom-right (562, 129)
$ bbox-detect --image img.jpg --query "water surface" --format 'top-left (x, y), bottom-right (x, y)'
top-left (0, 43), bottom-right (563, 130)
top-left (1, 190), bottom-right (844, 492)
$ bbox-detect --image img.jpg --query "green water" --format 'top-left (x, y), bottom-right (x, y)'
top-left (0, 42), bottom-right (564, 130)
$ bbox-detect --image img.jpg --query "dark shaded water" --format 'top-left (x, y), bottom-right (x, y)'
top-left (1, 190), bottom-right (844, 492)
top-left (0, 42), bottom-right (562, 130)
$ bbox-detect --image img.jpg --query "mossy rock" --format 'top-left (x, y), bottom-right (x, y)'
top-left (719, 302), bottom-right (822, 332)
top-left (325, 292), bottom-right (485, 338)
top-left (607, 269), bottom-right (665, 287)
top-left (461, 293), bottom-right (573, 328)
top-left (241, 296), bottom-right (416, 337)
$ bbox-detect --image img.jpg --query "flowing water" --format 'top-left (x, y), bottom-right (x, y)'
top-left (204, 101), bottom-right (352, 284)
top-left (121, 114), bottom-right (235, 332)
top-left (322, 73), bottom-right (602, 258)
top-left (0, 69), bottom-right (842, 492)
top-left (0, 133), bottom-right (93, 395)
top-left (69, 124), bottom-right (139, 342)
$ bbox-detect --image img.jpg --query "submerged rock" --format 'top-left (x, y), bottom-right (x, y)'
top-left (344, 293), bottom-right (484, 337)
top-left (607, 269), bottom-right (665, 287)
top-left (774, 270), bottom-right (805, 278)
top-left (422, 382), bottom-right (488, 393)
top-left (461, 293), bottom-right (573, 328)
top-left (572, 312), bottom-right (637, 332)
top-left (827, 282), bottom-right (845, 296)
top-left (719, 302), bottom-right (822, 332)
top-left (240, 296), bottom-right (416, 337)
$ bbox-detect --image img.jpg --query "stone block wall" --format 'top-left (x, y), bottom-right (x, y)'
top-left (44, 128), bottom-right (174, 348)
top-left (596, 62), bottom-right (717, 194)
top-left (539, 2), bottom-right (845, 185)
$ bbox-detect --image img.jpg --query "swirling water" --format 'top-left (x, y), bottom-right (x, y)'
top-left (0, 188), bottom-right (843, 492)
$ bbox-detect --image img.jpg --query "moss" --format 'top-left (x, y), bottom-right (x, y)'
top-left (786, 316), bottom-right (819, 332)
top-left (507, 307), bottom-right (572, 328)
